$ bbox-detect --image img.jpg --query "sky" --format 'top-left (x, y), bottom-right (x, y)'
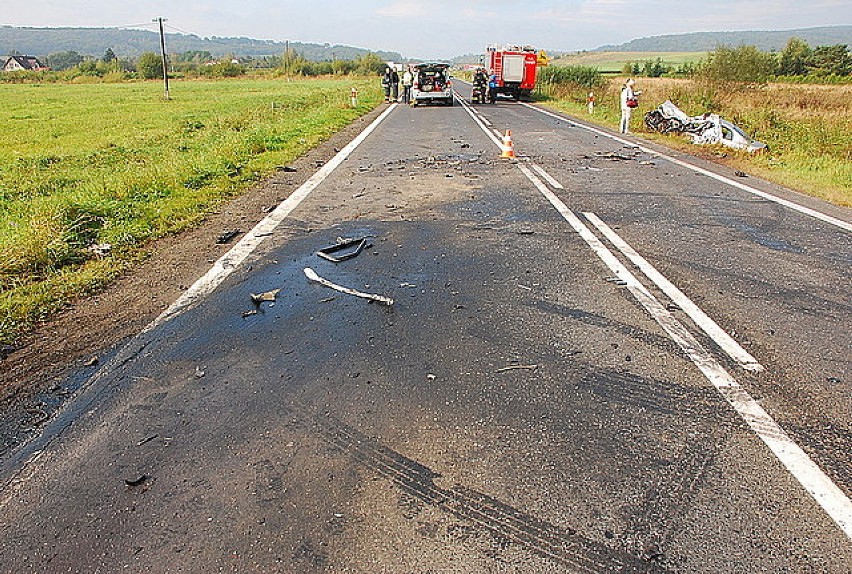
top-left (2, 1), bottom-right (851, 59)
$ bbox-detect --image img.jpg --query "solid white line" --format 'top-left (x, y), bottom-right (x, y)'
top-left (531, 164), bottom-right (564, 189)
top-left (145, 103), bottom-right (398, 332)
top-left (520, 102), bottom-right (852, 233)
top-left (518, 163), bottom-right (852, 541)
top-left (584, 211), bottom-right (763, 372)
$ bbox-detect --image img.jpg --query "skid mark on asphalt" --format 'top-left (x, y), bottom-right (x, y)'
top-left (624, 437), bottom-right (717, 563)
top-left (789, 424), bottom-right (852, 498)
top-left (287, 403), bottom-right (665, 573)
top-left (531, 300), bottom-right (682, 359)
top-left (579, 369), bottom-right (724, 422)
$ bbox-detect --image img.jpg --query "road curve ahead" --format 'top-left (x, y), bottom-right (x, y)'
top-left (1, 85), bottom-right (850, 573)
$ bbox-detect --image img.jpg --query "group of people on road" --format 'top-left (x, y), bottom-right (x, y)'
top-left (381, 65), bottom-right (415, 103)
top-left (382, 63), bottom-right (642, 134)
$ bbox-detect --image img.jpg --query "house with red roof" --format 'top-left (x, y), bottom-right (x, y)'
top-left (2, 55), bottom-right (49, 72)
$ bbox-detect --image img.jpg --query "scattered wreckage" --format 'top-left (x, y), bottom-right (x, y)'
top-left (645, 100), bottom-right (767, 153)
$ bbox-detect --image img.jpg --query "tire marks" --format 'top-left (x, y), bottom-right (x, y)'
top-left (289, 403), bottom-right (665, 573)
top-left (624, 437), bottom-right (718, 564)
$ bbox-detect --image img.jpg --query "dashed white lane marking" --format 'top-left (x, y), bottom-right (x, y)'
top-left (583, 211), bottom-right (763, 373)
top-left (531, 164), bottom-right (564, 190)
top-left (518, 162), bottom-right (852, 542)
top-left (145, 104), bottom-right (398, 332)
top-left (520, 102), bottom-right (852, 233)
top-left (457, 97), bottom-right (503, 148)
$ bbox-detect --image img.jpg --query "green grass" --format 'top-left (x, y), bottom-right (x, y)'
top-left (552, 51), bottom-right (707, 73)
top-left (0, 76), bottom-right (383, 345)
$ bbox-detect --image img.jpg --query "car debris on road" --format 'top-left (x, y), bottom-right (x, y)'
top-left (316, 237), bottom-right (372, 263)
top-left (304, 267), bottom-right (393, 306)
top-left (216, 229), bottom-right (241, 244)
top-left (250, 289), bottom-right (280, 304)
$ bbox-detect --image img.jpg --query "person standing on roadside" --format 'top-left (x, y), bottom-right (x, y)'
top-left (620, 78), bottom-right (640, 133)
top-left (401, 66), bottom-right (413, 103)
top-left (381, 66), bottom-right (392, 102)
top-left (389, 66), bottom-right (400, 103)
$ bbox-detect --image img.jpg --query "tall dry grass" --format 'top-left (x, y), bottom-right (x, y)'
top-left (541, 77), bottom-right (851, 206)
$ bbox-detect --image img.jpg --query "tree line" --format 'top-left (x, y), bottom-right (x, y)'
top-left (2, 48), bottom-right (390, 82)
top-left (623, 39), bottom-right (851, 82)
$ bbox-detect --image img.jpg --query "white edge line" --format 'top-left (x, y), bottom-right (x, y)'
top-left (518, 162), bottom-right (852, 541)
top-left (145, 103), bottom-right (398, 331)
top-left (531, 163), bottom-right (564, 189)
top-left (583, 211), bottom-right (763, 373)
top-left (520, 102), bottom-right (852, 233)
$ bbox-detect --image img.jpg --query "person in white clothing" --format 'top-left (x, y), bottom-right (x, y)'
top-left (401, 67), bottom-right (413, 103)
top-left (619, 78), bottom-right (640, 133)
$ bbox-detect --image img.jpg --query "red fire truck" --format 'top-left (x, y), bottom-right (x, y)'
top-left (484, 45), bottom-right (539, 101)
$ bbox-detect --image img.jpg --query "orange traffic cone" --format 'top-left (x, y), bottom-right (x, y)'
top-left (501, 130), bottom-right (516, 159)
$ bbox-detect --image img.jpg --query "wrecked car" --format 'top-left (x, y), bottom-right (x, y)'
top-left (645, 100), bottom-right (767, 153)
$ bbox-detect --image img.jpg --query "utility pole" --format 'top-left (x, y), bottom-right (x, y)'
top-left (154, 17), bottom-right (170, 100)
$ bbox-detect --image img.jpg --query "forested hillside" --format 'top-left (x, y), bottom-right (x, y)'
top-left (0, 25), bottom-right (402, 61)
top-left (597, 26), bottom-right (851, 52)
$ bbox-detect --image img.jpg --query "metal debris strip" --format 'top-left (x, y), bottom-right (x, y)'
top-left (124, 474), bottom-right (148, 487)
top-left (496, 364), bottom-right (539, 373)
top-left (304, 267), bottom-right (394, 306)
top-left (594, 150), bottom-right (640, 161)
top-left (316, 237), bottom-right (372, 263)
top-left (137, 434), bottom-right (159, 447)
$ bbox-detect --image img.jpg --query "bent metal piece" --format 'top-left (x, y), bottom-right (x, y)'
top-left (316, 237), bottom-right (371, 262)
top-left (303, 267), bottom-right (393, 306)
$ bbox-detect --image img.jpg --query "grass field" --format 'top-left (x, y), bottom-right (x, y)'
top-left (551, 51), bottom-right (707, 73)
top-left (0, 76), bottom-right (382, 345)
top-left (537, 76), bottom-right (852, 207)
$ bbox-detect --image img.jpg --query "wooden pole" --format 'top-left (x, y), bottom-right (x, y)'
top-left (154, 17), bottom-right (170, 100)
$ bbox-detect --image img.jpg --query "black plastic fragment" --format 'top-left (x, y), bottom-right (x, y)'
top-left (216, 229), bottom-right (241, 244)
top-left (316, 238), bottom-right (372, 263)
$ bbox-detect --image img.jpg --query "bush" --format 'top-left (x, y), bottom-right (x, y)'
top-left (538, 65), bottom-right (604, 89)
top-left (137, 52), bottom-right (164, 80)
top-left (201, 61), bottom-right (245, 78)
top-left (700, 45), bottom-right (778, 84)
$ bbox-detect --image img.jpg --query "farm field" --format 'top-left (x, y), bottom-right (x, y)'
top-left (551, 51), bottom-right (707, 72)
top-left (0, 76), bottom-right (382, 345)
top-left (537, 76), bottom-right (852, 206)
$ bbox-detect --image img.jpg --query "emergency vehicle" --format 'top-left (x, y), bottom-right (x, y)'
top-left (484, 45), bottom-right (539, 101)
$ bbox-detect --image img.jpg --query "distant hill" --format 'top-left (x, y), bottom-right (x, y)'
top-left (597, 26), bottom-right (852, 52)
top-left (0, 26), bottom-right (402, 61)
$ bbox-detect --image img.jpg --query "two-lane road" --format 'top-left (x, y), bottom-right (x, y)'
top-left (1, 86), bottom-right (849, 573)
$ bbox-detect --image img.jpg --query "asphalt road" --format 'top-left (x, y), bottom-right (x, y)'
top-left (1, 83), bottom-right (850, 573)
